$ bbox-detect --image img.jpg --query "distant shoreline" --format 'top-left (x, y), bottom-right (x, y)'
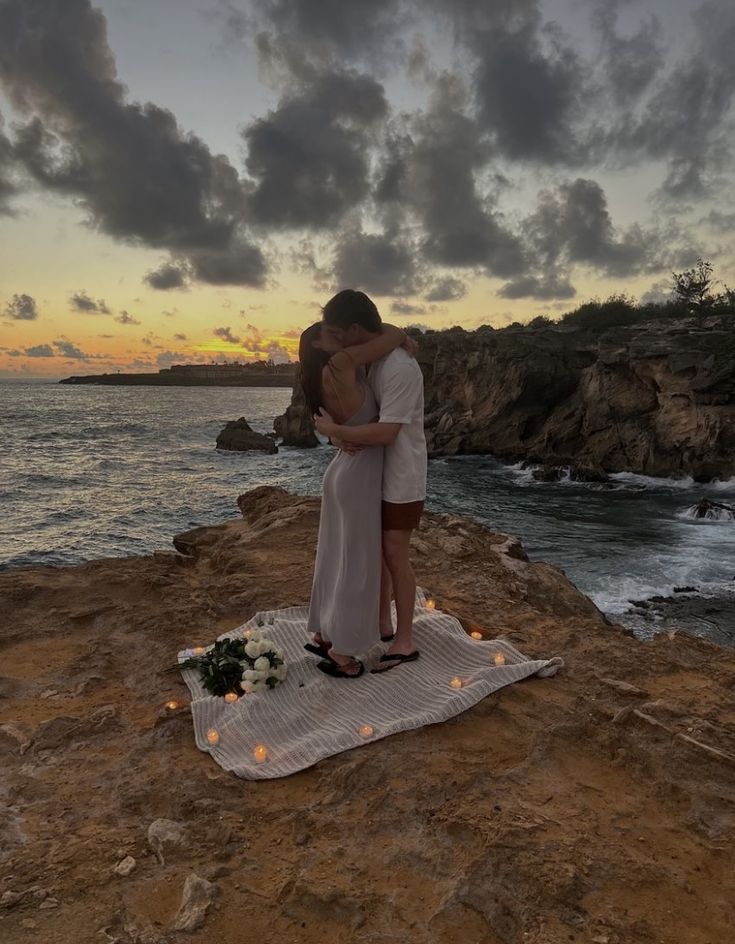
top-left (59, 363), bottom-right (297, 387)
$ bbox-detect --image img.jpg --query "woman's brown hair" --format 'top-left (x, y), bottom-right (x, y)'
top-left (298, 323), bottom-right (332, 417)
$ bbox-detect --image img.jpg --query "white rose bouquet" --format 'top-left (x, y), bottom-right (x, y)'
top-left (179, 629), bottom-right (287, 698)
top-left (239, 630), bottom-right (288, 693)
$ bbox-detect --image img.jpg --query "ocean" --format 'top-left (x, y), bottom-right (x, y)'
top-left (2, 380), bottom-right (734, 643)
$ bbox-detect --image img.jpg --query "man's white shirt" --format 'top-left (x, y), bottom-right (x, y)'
top-left (368, 348), bottom-right (427, 503)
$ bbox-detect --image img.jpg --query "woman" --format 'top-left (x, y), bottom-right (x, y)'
top-left (299, 320), bottom-right (411, 678)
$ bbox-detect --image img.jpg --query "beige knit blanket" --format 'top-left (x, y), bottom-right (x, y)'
top-left (178, 590), bottom-right (563, 780)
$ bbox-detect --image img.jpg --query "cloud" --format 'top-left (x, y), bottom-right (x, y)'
top-left (500, 177), bottom-right (694, 299)
top-left (243, 58), bottom-right (388, 229)
top-left (70, 291), bottom-right (110, 314)
top-left (0, 0), bottom-right (266, 286)
top-left (115, 310), bottom-right (140, 325)
top-left (391, 301), bottom-right (427, 316)
top-left (214, 326), bottom-right (241, 344)
top-left (232, 0), bottom-right (408, 71)
top-left (266, 340), bottom-right (290, 363)
top-left (5, 293), bottom-right (38, 320)
top-left (592, 2), bottom-right (665, 105)
top-left (54, 339), bottom-right (87, 358)
top-left (24, 344), bottom-right (54, 357)
top-left (144, 263), bottom-right (188, 291)
top-left (424, 277), bottom-right (466, 302)
top-left (0, 109), bottom-right (20, 215)
top-left (331, 228), bottom-right (422, 297)
top-left (604, 0), bottom-right (735, 201)
top-left (375, 73), bottom-right (524, 276)
top-left (174, 332), bottom-right (187, 341)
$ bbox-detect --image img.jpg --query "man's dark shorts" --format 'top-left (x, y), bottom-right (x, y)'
top-left (381, 500), bottom-right (425, 531)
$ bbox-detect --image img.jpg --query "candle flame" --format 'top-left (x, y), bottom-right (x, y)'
top-left (494, 652), bottom-right (506, 666)
top-left (165, 700), bottom-right (178, 710)
top-left (425, 598), bottom-right (436, 610)
top-left (450, 676), bottom-right (463, 689)
top-left (359, 724), bottom-right (374, 738)
top-left (253, 744), bottom-right (268, 764)
top-left (470, 631), bottom-right (483, 640)
top-left (206, 728), bottom-right (220, 746)
top-left (224, 692), bottom-right (238, 703)
top-left (193, 646), bottom-right (206, 656)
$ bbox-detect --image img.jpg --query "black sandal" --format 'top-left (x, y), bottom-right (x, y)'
top-left (304, 640), bottom-right (334, 661)
top-left (316, 658), bottom-right (364, 679)
top-left (371, 651), bottom-right (420, 673)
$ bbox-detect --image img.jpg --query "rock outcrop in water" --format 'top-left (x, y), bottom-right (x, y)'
top-left (274, 314), bottom-right (735, 481)
top-left (1, 486), bottom-right (734, 943)
top-left (272, 375), bottom-right (319, 448)
top-left (685, 498), bottom-right (735, 521)
top-left (215, 417), bottom-right (278, 453)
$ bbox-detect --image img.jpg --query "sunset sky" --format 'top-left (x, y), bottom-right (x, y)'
top-left (1, 0), bottom-right (733, 378)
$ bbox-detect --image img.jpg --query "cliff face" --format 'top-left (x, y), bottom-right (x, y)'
top-left (420, 315), bottom-right (735, 481)
top-left (1, 487), bottom-right (734, 944)
top-left (275, 316), bottom-right (735, 480)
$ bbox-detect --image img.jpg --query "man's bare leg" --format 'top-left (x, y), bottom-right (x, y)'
top-left (379, 558), bottom-right (394, 639)
top-left (382, 529), bottom-right (416, 656)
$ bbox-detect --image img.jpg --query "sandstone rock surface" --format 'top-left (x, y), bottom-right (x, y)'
top-left (0, 487), bottom-right (733, 943)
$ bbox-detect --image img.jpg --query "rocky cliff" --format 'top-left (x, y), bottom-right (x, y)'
top-left (275, 315), bottom-right (735, 481)
top-left (1, 487), bottom-right (734, 944)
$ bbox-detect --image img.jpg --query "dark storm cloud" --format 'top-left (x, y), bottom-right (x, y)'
top-left (592, 2), bottom-right (665, 105)
top-left (470, 21), bottom-right (593, 165)
top-left (70, 290), bottom-right (110, 314)
top-left (235, 0), bottom-right (407, 67)
top-left (214, 326), bottom-right (241, 344)
top-left (0, 110), bottom-right (20, 215)
top-left (424, 276), bottom-right (467, 302)
top-left (606, 0), bottom-right (735, 201)
top-left (501, 177), bottom-right (685, 299)
top-left (5, 293), bottom-right (38, 320)
top-left (331, 228), bottom-right (422, 297)
top-left (188, 238), bottom-right (268, 287)
top-left (0, 0), bottom-right (266, 286)
top-left (54, 339), bottom-right (87, 358)
top-left (24, 344), bottom-right (54, 357)
top-left (144, 263), bottom-right (188, 291)
top-left (243, 62), bottom-right (388, 229)
top-left (375, 74), bottom-right (524, 277)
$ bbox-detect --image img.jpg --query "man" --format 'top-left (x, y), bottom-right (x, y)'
top-left (314, 289), bottom-right (427, 673)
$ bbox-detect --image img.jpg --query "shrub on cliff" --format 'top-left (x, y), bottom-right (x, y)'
top-left (560, 294), bottom-right (639, 331)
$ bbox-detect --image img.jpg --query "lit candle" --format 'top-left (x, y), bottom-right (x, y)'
top-left (470, 631), bottom-right (483, 640)
top-left (224, 692), bottom-right (238, 703)
top-left (253, 744), bottom-right (268, 764)
top-left (165, 700), bottom-right (178, 710)
top-left (494, 652), bottom-right (506, 666)
top-left (358, 724), bottom-right (374, 738)
top-left (425, 599), bottom-right (436, 610)
top-left (450, 676), bottom-right (463, 689)
top-left (193, 646), bottom-right (206, 656)
top-left (206, 728), bottom-right (220, 746)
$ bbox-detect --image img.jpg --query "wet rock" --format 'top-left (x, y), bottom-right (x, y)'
top-left (273, 376), bottom-right (319, 448)
top-left (532, 466), bottom-right (565, 482)
top-left (147, 819), bottom-right (190, 865)
top-left (215, 417), bottom-right (278, 454)
top-left (684, 498), bottom-right (735, 521)
top-left (172, 873), bottom-right (217, 932)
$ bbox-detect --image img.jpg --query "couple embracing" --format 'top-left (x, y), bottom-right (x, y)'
top-left (298, 290), bottom-right (427, 678)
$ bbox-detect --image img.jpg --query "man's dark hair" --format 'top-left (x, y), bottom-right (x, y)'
top-left (321, 289), bottom-right (381, 332)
